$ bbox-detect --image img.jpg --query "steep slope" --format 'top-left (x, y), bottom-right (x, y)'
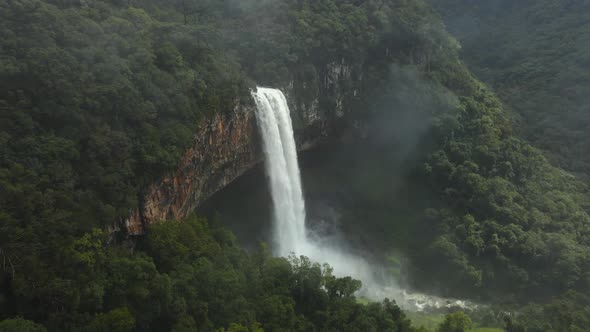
top-left (0, 0), bottom-right (460, 330)
top-left (430, 0), bottom-right (590, 179)
top-left (1, 0), bottom-right (590, 330)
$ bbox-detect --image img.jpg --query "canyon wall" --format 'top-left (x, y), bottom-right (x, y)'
top-left (122, 61), bottom-right (360, 235)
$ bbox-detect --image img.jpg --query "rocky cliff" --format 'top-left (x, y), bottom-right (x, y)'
top-left (123, 61), bottom-right (359, 235)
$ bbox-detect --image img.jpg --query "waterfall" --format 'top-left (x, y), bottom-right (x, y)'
top-left (251, 87), bottom-right (306, 256)
top-left (251, 87), bottom-right (479, 311)
top-left (252, 87), bottom-right (486, 311)
top-left (251, 86), bottom-right (376, 281)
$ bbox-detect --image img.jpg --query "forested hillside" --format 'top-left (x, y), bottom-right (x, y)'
top-left (1, 0), bottom-right (590, 331)
top-left (430, 0), bottom-right (590, 179)
top-left (0, 0), bottom-right (458, 330)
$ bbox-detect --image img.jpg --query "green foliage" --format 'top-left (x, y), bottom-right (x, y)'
top-left (495, 290), bottom-right (590, 332)
top-left (296, 50), bottom-right (590, 312)
top-left (87, 308), bottom-right (135, 332)
top-left (431, 0), bottom-right (590, 179)
top-left (135, 216), bottom-right (420, 331)
top-left (398, 1), bottom-right (590, 327)
top-left (436, 312), bottom-right (472, 332)
top-left (0, 1), bottom-right (249, 326)
top-left (0, 1), bottom-right (464, 329)
top-left (3, 0), bottom-right (590, 330)
top-left (0, 318), bottom-right (47, 332)
top-left (4, 212), bottom-right (424, 331)
top-left (352, 24), bottom-right (590, 306)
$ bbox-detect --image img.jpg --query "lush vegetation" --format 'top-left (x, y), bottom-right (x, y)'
top-left (2, 0), bottom-right (590, 331)
top-left (0, 0), bottom-right (468, 330)
top-left (2, 215), bottom-right (423, 331)
top-left (430, 0), bottom-right (590, 180)
top-left (213, 1), bottom-right (590, 329)
top-left (301, 44), bottom-right (590, 332)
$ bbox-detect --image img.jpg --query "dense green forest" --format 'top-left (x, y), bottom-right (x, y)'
top-left (1, 0), bottom-right (590, 331)
top-left (430, 0), bottom-right (590, 180)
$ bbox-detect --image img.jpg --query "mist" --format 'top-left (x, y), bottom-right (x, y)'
top-left (301, 67), bottom-right (463, 307)
top-left (242, 65), bottom-right (472, 312)
top-left (252, 84), bottom-right (398, 303)
top-left (5, 0), bottom-right (590, 330)
top-left (430, 0), bottom-right (590, 180)
top-left (199, 63), bottom-right (466, 310)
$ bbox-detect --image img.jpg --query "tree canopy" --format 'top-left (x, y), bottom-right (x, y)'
top-left (2, 0), bottom-right (590, 331)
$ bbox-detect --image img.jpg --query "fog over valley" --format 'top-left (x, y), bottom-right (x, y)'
top-left (1, 1), bottom-right (589, 331)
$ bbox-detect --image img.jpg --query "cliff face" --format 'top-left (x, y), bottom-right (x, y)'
top-left (124, 62), bottom-right (359, 235)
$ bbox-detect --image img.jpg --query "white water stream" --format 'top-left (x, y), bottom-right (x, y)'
top-left (251, 86), bottom-right (478, 312)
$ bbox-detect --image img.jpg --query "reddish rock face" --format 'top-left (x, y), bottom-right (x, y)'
top-left (123, 62), bottom-right (358, 235)
top-left (125, 103), bottom-right (260, 234)
top-left (124, 101), bottom-right (331, 235)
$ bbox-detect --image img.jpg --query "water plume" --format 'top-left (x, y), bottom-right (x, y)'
top-left (251, 87), bottom-right (387, 293)
top-left (251, 86), bottom-right (478, 311)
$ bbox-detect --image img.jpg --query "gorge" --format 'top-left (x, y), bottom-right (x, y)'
top-left (248, 86), bottom-right (477, 311)
top-left (251, 86), bottom-right (384, 296)
top-left (121, 60), bottom-right (358, 235)
top-left (3, 0), bottom-right (590, 330)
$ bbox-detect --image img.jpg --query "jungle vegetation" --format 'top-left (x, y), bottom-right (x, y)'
top-left (1, 0), bottom-right (589, 331)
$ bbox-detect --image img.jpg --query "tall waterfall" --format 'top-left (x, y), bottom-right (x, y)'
top-left (251, 86), bottom-right (377, 281)
top-left (251, 87), bottom-right (479, 311)
top-left (252, 87), bottom-right (307, 256)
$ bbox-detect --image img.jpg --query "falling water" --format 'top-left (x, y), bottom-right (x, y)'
top-left (251, 87), bottom-right (306, 256)
top-left (251, 86), bottom-right (480, 312)
top-left (251, 86), bottom-right (384, 287)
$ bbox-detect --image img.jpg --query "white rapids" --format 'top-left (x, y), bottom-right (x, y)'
top-left (251, 86), bottom-right (479, 312)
